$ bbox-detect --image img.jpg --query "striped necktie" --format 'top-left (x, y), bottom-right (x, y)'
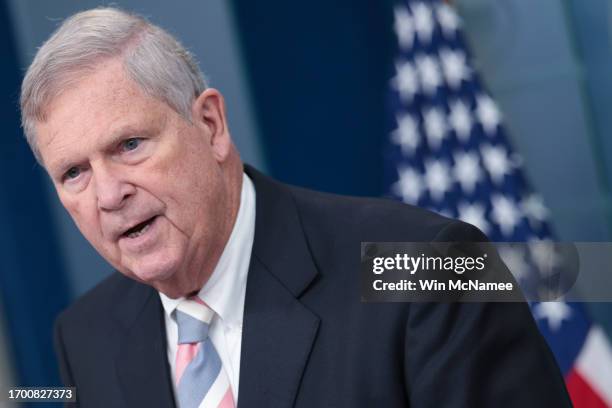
top-left (174, 296), bottom-right (236, 408)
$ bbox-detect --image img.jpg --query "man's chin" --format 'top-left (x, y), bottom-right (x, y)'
top-left (118, 254), bottom-right (202, 298)
top-left (122, 261), bottom-right (181, 292)
top-left (151, 282), bottom-right (189, 299)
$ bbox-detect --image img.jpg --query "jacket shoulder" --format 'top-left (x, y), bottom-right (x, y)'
top-left (286, 183), bottom-right (483, 242)
top-left (56, 272), bottom-right (134, 329)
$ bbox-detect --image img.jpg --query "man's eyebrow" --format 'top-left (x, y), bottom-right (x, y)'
top-left (48, 158), bottom-right (77, 180)
top-left (102, 125), bottom-right (148, 150)
top-left (46, 143), bottom-right (76, 176)
top-left (48, 125), bottom-right (148, 175)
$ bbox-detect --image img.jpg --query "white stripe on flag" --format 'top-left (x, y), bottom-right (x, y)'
top-left (575, 326), bottom-right (612, 406)
top-left (198, 367), bottom-right (232, 408)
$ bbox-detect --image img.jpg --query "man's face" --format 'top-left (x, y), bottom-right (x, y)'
top-left (36, 58), bottom-right (237, 298)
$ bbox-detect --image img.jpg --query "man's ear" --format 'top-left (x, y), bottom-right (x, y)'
top-left (191, 88), bottom-right (231, 162)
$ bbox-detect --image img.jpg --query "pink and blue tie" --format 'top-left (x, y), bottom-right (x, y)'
top-left (174, 297), bottom-right (235, 408)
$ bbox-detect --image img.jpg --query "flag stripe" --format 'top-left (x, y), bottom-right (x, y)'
top-left (575, 327), bottom-right (612, 406)
top-left (566, 368), bottom-right (609, 408)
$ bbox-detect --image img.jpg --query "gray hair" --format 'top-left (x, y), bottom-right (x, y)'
top-left (20, 7), bottom-right (207, 163)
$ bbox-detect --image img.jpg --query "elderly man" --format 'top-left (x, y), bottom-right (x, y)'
top-left (20, 7), bottom-right (570, 408)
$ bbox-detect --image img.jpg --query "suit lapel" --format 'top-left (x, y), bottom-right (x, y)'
top-left (108, 166), bottom-right (320, 408)
top-left (113, 281), bottom-right (176, 407)
top-left (238, 167), bottom-right (321, 408)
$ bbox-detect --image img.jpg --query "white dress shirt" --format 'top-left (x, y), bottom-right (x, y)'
top-left (158, 173), bottom-right (256, 402)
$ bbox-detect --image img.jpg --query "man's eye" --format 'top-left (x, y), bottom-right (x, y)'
top-left (121, 138), bottom-right (142, 152)
top-left (65, 167), bottom-right (81, 180)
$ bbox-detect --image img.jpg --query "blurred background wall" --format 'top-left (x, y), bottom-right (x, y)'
top-left (1, 0), bottom-right (612, 399)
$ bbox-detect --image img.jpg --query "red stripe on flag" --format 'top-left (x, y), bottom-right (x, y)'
top-left (566, 368), bottom-right (609, 408)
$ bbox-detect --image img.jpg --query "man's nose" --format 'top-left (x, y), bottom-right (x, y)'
top-left (93, 164), bottom-right (136, 211)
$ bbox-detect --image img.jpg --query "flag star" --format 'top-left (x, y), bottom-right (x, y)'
top-left (412, 2), bottom-right (435, 45)
top-left (528, 239), bottom-right (561, 277)
top-left (436, 3), bottom-right (461, 38)
top-left (481, 144), bottom-right (512, 184)
top-left (439, 48), bottom-right (471, 89)
top-left (448, 99), bottom-right (473, 141)
top-left (521, 194), bottom-right (550, 227)
top-left (491, 194), bottom-right (521, 236)
top-left (391, 60), bottom-right (420, 102)
top-left (393, 166), bottom-right (424, 204)
top-left (498, 245), bottom-right (529, 281)
top-left (416, 54), bottom-right (442, 96)
top-left (453, 150), bottom-right (482, 194)
top-left (476, 94), bottom-right (502, 135)
top-left (532, 301), bottom-right (572, 331)
top-left (423, 107), bottom-right (448, 149)
top-left (391, 113), bottom-right (421, 155)
top-left (394, 5), bottom-right (415, 50)
top-left (457, 201), bottom-right (489, 234)
top-left (424, 159), bottom-right (452, 202)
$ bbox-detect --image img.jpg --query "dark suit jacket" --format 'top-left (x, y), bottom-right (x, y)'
top-left (54, 166), bottom-right (572, 407)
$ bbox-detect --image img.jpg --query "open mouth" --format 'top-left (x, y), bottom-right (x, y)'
top-left (122, 216), bottom-right (157, 239)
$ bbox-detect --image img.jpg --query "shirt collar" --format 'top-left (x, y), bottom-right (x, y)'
top-left (159, 173), bottom-right (256, 329)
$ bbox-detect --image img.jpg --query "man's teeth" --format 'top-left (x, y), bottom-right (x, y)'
top-left (127, 220), bottom-right (152, 238)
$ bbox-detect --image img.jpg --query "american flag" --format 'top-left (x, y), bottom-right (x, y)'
top-left (385, 0), bottom-right (612, 406)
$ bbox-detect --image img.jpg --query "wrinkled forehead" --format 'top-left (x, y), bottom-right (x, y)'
top-left (49, 60), bottom-right (143, 115)
top-left (36, 60), bottom-right (171, 168)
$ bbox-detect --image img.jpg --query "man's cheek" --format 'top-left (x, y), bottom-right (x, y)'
top-left (59, 195), bottom-right (81, 217)
top-left (72, 214), bottom-right (105, 251)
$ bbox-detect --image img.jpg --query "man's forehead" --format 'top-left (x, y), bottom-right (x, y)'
top-left (48, 62), bottom-right (143, 112)
top-left (42, 61), bottom-right (165, 124)
top-left (37, 66), bottom-right (170, 170)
